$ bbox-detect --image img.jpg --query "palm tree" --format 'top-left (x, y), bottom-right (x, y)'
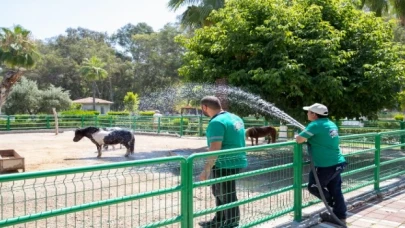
top-left (79, 56), bottom-right (108, 111)
top-left (168, 0), bottom-right (225, 29)
top-left (0, 25), bottom-right (39, 114)
top-left (360, 0), bottom-right (405, 25)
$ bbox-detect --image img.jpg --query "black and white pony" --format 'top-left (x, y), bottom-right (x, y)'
top-left (73, 127), bottom-right (135, 158)
top-left (102, 127), bottom-right (124, 150)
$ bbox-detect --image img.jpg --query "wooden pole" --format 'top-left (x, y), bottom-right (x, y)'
top-left (52, 108), bottom-right (59, 135)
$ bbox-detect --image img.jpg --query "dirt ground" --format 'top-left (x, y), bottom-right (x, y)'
top-left (0, 131), bottom-right (208, 172)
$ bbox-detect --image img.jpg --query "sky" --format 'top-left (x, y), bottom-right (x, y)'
top-left (1, 0), bottom-right (184, 40)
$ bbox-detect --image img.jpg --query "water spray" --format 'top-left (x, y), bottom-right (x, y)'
top-left (140, 83), bottom-right (346, 226)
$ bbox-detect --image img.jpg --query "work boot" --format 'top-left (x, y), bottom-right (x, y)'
top-left (320, 212), bottom-right (346, 226)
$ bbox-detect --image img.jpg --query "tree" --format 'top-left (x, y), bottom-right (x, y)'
top-left (37, 84), bottom-right (71, 114)
top-left (4, 77), bottom-right (71, 115)
top-left (123, 92), bottom-right (140, 114)
top-left (131, 24), bottom-right (184, 93)
top-left (359, 0), bottom-right (405, 26)
top-left (111, 23), bottom-right (154, 54)
top-left (177, 0), bottom-right (405, 121)
top-left (79, 56), bottom-right (108, 110)
top-left (0, 25), bottom-right (39, 114)
top-left (168, 0), bottom-right (224, 29)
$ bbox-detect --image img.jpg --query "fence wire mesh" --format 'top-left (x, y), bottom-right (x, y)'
top-left (0, 160), bottom-right (184, 228)
top-left (191, 145), bottom-right (295, 227)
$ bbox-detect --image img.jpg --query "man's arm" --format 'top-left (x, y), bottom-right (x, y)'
top-left (199, 141), bottom-right (222, 181)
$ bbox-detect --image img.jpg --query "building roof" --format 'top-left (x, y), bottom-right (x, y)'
top-left (72, 97), bottom-right (113, 104)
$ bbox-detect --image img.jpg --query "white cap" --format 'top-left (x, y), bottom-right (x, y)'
top-left (303, 103), bottom-right (328, 116)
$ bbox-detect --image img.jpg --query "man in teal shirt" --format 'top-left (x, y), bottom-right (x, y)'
top-left (198, 96), bottom-right (247, 228)
top-left (295, 103), bottom-right (347, 225)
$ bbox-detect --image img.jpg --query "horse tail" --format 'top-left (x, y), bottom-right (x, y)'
top-left (130, 134), bottom-right (135, 153)
top-left (245, 128), bottom-right (250, 139)
top-left (270, 126), bottom-right (277, 143)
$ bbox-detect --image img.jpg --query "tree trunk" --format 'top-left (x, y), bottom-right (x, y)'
top-left (92, 81), bottom-right (96, 111)
top-left (0, 68), bottom-right (26, 114)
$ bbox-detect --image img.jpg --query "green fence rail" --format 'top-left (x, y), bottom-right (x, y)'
top-left (1, 130), bottom-right (405, 227)
top-left (3, 114), bottom-right (403, 139)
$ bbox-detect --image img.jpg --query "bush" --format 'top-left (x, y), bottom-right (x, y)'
top-left (394, 114), bottom-right (404, 121)
top-left (172, 118), bottom-right (189, 126)
top-left (107, 111), bottom-right (130, 116)
top-left (377, 121), bottom-right (401, 129)
top-left (60, 110), bottom-right (100, 116)
top-left (339, 128), bottom-right (387, 135)
top-left (139, 111), bottom-right (155, 116)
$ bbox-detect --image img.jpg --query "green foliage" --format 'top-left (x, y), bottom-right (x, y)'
top-left (123, 92), bottom-right (140, 114)
top-left (0, 25), bottom-right (39, 68)
top-left (79, 56), bottom-right (108, 81)
top-left (172, 118), bottom-right (189, 126)
top-left (60, 110), bottom-right (99, 115)
top-left (339, 128), bottom-right (387, 134)
top-left (168, 0), bottom-right (225, 29)
top-left (107, 111), bottom-right (130, 116)
top-left (139, 111), bottom-right (155, 116)
top-left (24, 24), bottom-right (183, 110)
top-left (177, 0), bottom-right (405, 121)
top-left (70, 103), bottom-right (82, 110)
top-left (376, 121), bottom-right (401, 128)
top-left (4, 77), bottom-right (71, 115)
top-left (37, 85), bottom-right (71, 113)
top-left (394, 114), bottom-right (404, 121)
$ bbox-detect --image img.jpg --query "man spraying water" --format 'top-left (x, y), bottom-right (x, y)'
top-left (295, 103), bottom-right (347, 226)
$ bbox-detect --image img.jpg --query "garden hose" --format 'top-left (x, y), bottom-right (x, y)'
top-left (307, 144), bottom-right (347, 228)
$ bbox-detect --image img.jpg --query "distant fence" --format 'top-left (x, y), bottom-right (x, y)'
top-left (1, 130), bottom-right (405, 227)
top-left (1, 114), bottom-right (403, 138)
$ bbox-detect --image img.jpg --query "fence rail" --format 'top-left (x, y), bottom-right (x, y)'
top-left (1, 115), bottom-right (404, 139)
top-left (1, 130), bottom-right (405, 227)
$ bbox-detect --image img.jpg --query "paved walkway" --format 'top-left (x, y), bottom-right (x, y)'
top-left (314, 188), bottom-right (405, 228)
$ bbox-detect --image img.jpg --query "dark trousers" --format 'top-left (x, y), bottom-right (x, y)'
top-left (211, 166), bottom-right (241, 227)
top-left (308, 163), bottom-right (347, 219)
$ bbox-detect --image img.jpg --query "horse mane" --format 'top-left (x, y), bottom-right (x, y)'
top-left (79, 127), bottom-right (100, 134)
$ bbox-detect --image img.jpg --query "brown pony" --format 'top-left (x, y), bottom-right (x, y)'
top-left (245, 126), bottom-right (277, 146)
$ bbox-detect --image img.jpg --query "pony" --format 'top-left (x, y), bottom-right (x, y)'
top-left (245, 126), bottom-right (277, 146)
top-left (101, 127), bottom-right (124, 150)
top-left (73, 127), bottom-right (135, 158)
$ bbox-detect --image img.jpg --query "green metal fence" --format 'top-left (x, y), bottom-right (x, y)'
top-left (0, 115), bottom-right (284, 137)
top-left (0, 157), bottom-right (188, 228)
top-left (1, 130), bottom-right (405, 227)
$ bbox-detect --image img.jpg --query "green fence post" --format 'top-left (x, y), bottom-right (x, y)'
top-left (6, 115), bottom-right (10, 131)
top-left (185, 157), bottom-right (194, 228)
top-left (264, 118), bottom-right (268, 126)
top-left (109, 116), bottom-right (113, 127)
top-left (374, 134), bottom-right (381, 192)
top-left (180, 159), bottom-right (189, 228)
top-left (81, 116), bottom-right (84, 128)
top-left (180, 116), bottom-right (184, 136)
top-left (157, 117), bottom-right (161, 134)
top-left (46, 116), bottom-right (50, 129)
top-left (94, 115), bottom-right (98, 127)
top-left (132, 116), bottom-right (136, 131)
top-left (400, 122), bottom-right (405, 150)
top-left (293, 143), bottom-right (303, 221)
top-left (199, 116), bottom-right (203, 137)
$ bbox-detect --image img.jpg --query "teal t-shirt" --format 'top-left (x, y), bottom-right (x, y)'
top-left (206, 112), bottom-right (248, 169)
top-left (299, 118), bottom-right (346, 167)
